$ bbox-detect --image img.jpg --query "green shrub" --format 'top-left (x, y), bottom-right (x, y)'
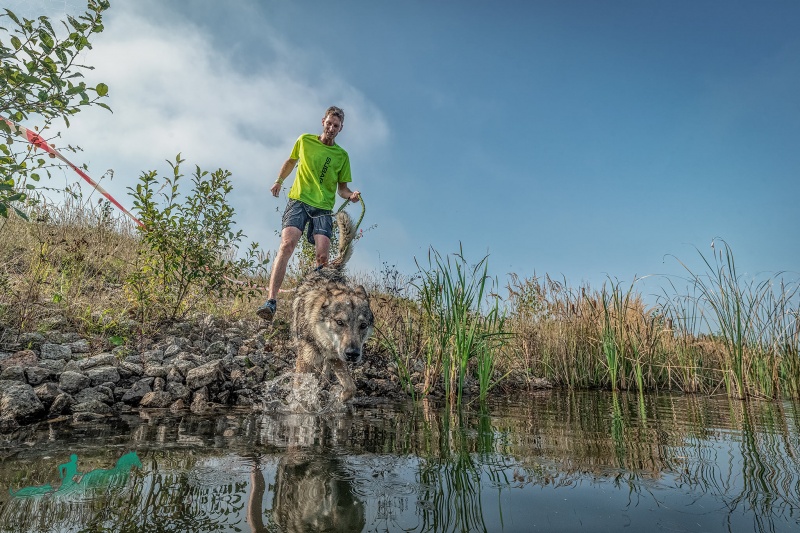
top-left (126, 154), bottom-right (267, 324)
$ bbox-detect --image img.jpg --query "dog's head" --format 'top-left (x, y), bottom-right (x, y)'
top-left (318, 284), bottom-right (374, 364)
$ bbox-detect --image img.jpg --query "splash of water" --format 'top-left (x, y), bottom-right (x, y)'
top-left (259, 372), bottom-right (348, 414)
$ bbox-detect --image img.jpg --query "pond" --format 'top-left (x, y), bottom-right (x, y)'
top-left (1, 391), bottom-right (798, 532)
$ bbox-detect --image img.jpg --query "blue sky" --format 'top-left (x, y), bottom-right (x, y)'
top-left (8, 0), bottom-right (800, 295)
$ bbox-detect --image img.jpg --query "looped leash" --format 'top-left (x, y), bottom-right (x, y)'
top-left (335, 195), bottom-right (366, 232)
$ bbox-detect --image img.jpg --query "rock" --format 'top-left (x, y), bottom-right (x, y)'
top-left (163, 344), bottom-right (181, 358)
top-left (169, 399), bottom-right (186, 412)
top-left (142, 349), bottom-right (164, 365)
top-left (0, 366), bottom-right (25, 382)
top-left (86, 366), bottom-right (120, 386)
top-left (206, 340), bottom-right (227, 357)
top-left (186, 360), bottom-right (224, 391)
top-left (17, 332), bottom-right (46, 351)
top-left (166, 367), bottom-right (184, 383)
top-left (0, 380), bottom-right (45, 424)
top-left (37, 359), bottom-right (66, 375)
top-left (166, 382), bottom-right (190, 401)
top-left (172, 359), bottom-right (195, 377)
top-left (77, 385), bottom-right (115, 404)
top-left (34, 382), bottom-right (61, 405)
top-left (69, 339), bottom-right (91, 354)
top-left (0, 349), bottom-right (38, 370)
top-left (122, 378), bottom-right (154, 404)
top-left (77, 353), bottom-right (117, 371)
top-left (59, 371), bottom-right (90, 394)
top-left (25, 366), bottom-right (52, 386)
top-left (49, 393), bottom-right (73, 416)
top-left (190, 387), bottom-right (210, 413)
top-left (118, 362), bottom-right (144, 378)
top-left (144, 365), bottom-right (169, 379)
top-left (235, 390), bottom-right (253, 407)
top-left (73, 411), bottom-right (109, 423)
top-left (72, 400), bottom-right (111, 415)
top-left (139, 391), bottom-right (173, 408)
top-left (40, 343), bottom-right (71, 361)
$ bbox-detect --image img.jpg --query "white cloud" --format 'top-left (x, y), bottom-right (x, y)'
top-left (51, 0), bottom-right (389, 254)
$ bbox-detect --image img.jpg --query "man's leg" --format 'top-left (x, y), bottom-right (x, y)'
top-left (258, 226), bottom-right (301, 320)
top-left (314, 234), bottom-right (331, 267)
top-left (269, 226), bottom-right (302, 300)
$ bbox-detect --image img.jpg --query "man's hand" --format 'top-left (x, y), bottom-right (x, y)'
top-left (271, 181), bottom-right (281, 197)
top-left (349, 190), bottom-right (361, 202)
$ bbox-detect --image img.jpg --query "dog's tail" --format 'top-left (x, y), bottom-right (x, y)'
top-left (330, 210), bottom-right (356, 268)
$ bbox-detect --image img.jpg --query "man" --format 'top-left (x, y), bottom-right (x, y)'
top-left (257, 106), bottom-right (362, 320)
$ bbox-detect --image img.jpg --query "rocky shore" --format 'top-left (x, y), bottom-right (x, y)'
top-left (0, 314), bottom-right (405, 433)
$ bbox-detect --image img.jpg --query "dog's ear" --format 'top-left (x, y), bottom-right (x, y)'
top-left (354, 285), bottom-right (369, 300)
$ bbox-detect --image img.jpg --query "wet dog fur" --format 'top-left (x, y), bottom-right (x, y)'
top-left (291, 210), bottom-right (374, 401)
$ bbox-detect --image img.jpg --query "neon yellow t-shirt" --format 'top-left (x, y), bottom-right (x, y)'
top-left (288, 134), bottom-right (352, 210)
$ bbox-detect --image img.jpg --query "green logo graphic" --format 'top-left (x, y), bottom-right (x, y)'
top-left (9, 451), bottom-right (142, 498)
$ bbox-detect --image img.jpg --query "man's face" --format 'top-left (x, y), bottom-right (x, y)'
top-left (320, 114), bottom-right (343, 144)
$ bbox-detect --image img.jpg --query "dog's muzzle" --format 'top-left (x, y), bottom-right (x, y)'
top-left (345, 348), bottom-right (362, 363)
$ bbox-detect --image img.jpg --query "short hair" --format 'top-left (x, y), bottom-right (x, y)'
top-left (324, 106), bottom-right (345, 122)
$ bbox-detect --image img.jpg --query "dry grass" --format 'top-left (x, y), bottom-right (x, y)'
top-left (2, 200), bottom-right (798, 400)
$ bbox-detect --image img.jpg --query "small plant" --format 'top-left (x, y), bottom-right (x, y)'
top-left (126, 154), bottom-right (268, 323)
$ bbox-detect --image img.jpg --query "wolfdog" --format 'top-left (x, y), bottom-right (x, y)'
top-left (291, 210), bottom-right (374, 401)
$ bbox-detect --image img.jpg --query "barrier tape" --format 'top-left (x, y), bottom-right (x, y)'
top-left (2, 116), bottom-right (144, 228)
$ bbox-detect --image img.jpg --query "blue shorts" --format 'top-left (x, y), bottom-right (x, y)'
top-left (282, 199), bottom-right (333, 244)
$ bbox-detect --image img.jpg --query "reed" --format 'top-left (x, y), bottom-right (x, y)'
top-left (672, 239), bottom-right (800, 399)
top-left (414, 245), bottom-right (507, 405)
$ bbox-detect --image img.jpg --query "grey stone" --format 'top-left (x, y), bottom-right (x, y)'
top-left (73, 386), bottom-right (114, 405)
top-left (18, 332), bottom-right (46, 351)
top-left (0, 380), bottom-right (45, 422)
top-left (144, 364), bottom-right (169, 379)
top-left (172, 359), bottom-right (196, 377)
top-left (0, 349), bottom-right (38, 370)
top-left (24, 366), bottom-right (52, 386)
top-left (122, 378), bottom-right (153, 404)
top-left (72, 400), bottom-right (112, 415)
top-left (166, 367), bottom-right (184, 383)
top-left (142, 349), bottom-right (164, 365)
top-left (37, 359), bottom-right (66, 374)
top-left (206, 340), bottom-right (227, 356)
top-left (118, 362), bottom-right (144, 378)
top-left (139, 391), bottom-right (173, 408)
top-left (73, 411), bottom-right (109, 423)
top-left (34, 382), bottom-right (61, 405)
top-left (40, 343), bottom-right (72, 361)
top-left (86, 366), bottom-right (120, 386)
top-left (0, 366), bottom-right (25, 382)
top-left (163, 344), bottom-right (181, 358)
top-left (49, 393), bottom-right (73, 416)
top-left (185, 360), bottom-right (224, 391)
top-left (77, 353), bottom-right (117, 371)
top-left (166, 381), bottom-right (190, 401)
top-left (59, 371), bottom-right (90, 394)
top-left (69, 339), bottom-right (91, 354)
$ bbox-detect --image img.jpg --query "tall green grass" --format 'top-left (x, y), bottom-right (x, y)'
top-left (414, 245), bottom-right (508, 405)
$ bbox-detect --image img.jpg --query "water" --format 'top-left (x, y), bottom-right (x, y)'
top-left (1, 391), bottom-right (798, 532)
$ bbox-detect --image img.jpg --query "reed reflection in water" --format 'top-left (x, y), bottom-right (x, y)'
top-left (0, 392), bottom-right (798, 532)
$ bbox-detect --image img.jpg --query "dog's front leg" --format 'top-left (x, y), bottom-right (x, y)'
top-left (331, 359), bottom-right (356, 401)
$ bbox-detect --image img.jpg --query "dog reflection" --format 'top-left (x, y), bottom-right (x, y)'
top-left (271, 454), bottom-right (365, 532)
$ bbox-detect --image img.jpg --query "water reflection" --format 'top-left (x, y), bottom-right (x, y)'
top-left (0, 392), bottom-right (797, 532)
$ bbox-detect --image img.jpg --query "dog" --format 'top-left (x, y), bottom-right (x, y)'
top-left (291, 210), bottom-right (374, 401)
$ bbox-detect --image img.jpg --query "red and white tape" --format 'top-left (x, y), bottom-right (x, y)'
top-left (2, 116), bottom-right (144, 228)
